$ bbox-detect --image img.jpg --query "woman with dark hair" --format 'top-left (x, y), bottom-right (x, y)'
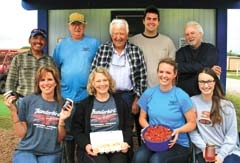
top-left (190, 67), bottom-right (240, 163)
top-left (4, 65), bottom-right (73, 163)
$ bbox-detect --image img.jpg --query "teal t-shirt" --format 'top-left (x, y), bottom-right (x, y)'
top-left (138, 85), bottom-right (193, 147)
top-left (53, 36), bottom-right (100, 102)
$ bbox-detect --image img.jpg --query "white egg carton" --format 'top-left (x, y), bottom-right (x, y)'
top-left (90, 130), bottom-right (128, 154)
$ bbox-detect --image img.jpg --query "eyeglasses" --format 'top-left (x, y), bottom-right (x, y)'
top-left (70, 22), bottom-right (84, 27)
top-left (198, 80), bottom-right (215, 85)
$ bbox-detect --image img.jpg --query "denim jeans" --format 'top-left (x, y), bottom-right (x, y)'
top-left (196, 152), bottom-right (240, 163)
top-left (132, 143), bottom-right (190, 163)
top-left (12, 150), bottom-right (61, 163)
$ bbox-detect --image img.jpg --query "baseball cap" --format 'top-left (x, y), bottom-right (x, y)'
top-left (68, 12), bottom-right (87, 24)
top-left (30, 29), bottom-right (47, 38)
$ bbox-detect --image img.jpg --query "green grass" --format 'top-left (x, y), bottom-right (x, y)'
top-left (0, 96), bottom-right (12, 130)
top-left (226, 92), bottom-right (240, 131)
top-left (227, 71), bottom-right (240, 80)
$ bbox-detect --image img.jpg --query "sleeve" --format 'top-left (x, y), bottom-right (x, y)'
top-left (176, 44), bottom-right (218, 74)
top-left (52, 44), bottom-right (61, 69)
top-left (137, 88), bottom-right (152, 112)
top-left (177, 88), bottom-right (193, 113)
top-left (71, 101), bottom-right (91, 150)
top-left (189, 96), bottom-right (206, 151)
top-left (5, 56), bottom-right (19, 92)
top-left (134, 48), bottom-right (147, 97)
top-left (168, 38), bottom-right (176, 60)
top-left (119, 97), bottom-right (134, 144)
top-left (90, 47), bottom-right (101, 72)
top-left (217, 101), bottom-right (239, 161)
top-left (18, 97), bottom-right (28, 122)
top-left (189, 128), bottom-right (207, 151)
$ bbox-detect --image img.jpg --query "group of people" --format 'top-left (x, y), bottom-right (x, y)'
top-left (3, 5), bottom-right (240, 163)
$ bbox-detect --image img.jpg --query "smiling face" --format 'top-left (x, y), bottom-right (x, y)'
top-left (111, 24), bottom-right (128, 51)
top-left (143, 12), bottom-right (160, 34)
top-left (184, 24), bottom-right (202, 49)
top-left (29, 35), bottom-right (46, 52)
top-left (92, 72), bottom-right (110, 96)
top-left (198, 72), bottom-right (215, 96)
top-left (157, 62), bottom-right (177, 90)
top-left (68, 22), bottom-right (86, 40)
top-left (39, 72), bottom-right (57, 97)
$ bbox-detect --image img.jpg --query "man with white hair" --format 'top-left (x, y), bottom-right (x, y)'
top-left (176, 21), bottom-right (221, 96)
top-left (91, 18), bottom-right (147, 148)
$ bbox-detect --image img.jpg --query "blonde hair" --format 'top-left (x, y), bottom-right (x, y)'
top-left (87, 67), bottom-right (115, 95)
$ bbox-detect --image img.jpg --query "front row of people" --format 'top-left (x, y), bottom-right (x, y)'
top-left (4, 57), bottom-right (240, 163)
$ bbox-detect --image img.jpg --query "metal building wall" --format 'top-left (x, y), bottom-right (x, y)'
top-left (48, 9), bottom-right (215, 55)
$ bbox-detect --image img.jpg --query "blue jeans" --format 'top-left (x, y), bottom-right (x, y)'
top-left (132, 143), bottom-right (189, 163)
top-left (197, 152), bottom-right (240, 163)
top-left (12, 150), bottom-right (61, 163)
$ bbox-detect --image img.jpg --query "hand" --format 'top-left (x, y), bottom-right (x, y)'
top-left (215, 155), bottom-right (223, 163)
top-left (132, 97), bottom-right (139, 115)
top-left (85, 144), bottom-right (97, 156)
top-left (120, 142), bottom-right (130, 153)
top-left (59, 104), bottom-right (73, 120)
top-left (169, 129), bottom-right (179, 148)
top-left (140, 125), bottom-right (149, 143)
top-left (4, 95), bottom-right (18, 112)
top-left (211, 65), bottom-right (221, 78)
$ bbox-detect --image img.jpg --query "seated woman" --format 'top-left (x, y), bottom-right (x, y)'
top-left (4, 65), bottom-right (73, 163)
top-left (190, 67), bottom-right (240, 163)
top-left (72, 67), bottom-right (133, 163)
top-left (132, 58), bottom-right (196, 163)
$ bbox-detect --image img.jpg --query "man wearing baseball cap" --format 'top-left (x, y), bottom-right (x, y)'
top-left (68, 12), bottom-right (87, 24)
top-left (29, 28), bottom-right (48, 39)
top-left (52, 12), bottom-right (100, 163)
top-left (5, 28), bottom-right (54, 101)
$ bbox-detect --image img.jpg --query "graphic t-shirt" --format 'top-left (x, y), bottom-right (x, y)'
top-left (17, 94), bottom-right (62, 154)
top-left (90, 96), bottom-right (119, 132)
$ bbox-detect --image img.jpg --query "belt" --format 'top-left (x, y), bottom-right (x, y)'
top-left (115, 90), bottom-right (134, 94)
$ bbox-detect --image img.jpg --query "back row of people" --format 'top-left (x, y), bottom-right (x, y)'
top-left (3, 5), bottom-right (240, 163)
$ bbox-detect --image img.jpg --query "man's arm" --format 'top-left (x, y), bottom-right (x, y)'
top-left (176, 44), bottom-right (219, 74)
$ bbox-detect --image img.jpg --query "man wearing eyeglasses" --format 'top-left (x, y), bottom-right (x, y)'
top-left (176, 21), bottom-right (222, 97)
top-left (52, 12), bottom-right (100, 163)
top-left (91, 19), bottom-right (147, 149)
top-left (5, 28), bottom-right (54, 99)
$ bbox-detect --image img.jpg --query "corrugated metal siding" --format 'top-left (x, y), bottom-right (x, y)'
top-left (48, 9), bottom-right (215, 55)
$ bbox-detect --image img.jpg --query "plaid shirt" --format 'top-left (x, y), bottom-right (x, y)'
top-left (5, 50), bottom-right (55, 96)
top-left (91, 41), bottom-right (147, 97)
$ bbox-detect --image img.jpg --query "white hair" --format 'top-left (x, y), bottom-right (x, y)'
top-left (185, 21), bottom-right (204, 35)
top-left (109, 19), bottom-right (129, 35)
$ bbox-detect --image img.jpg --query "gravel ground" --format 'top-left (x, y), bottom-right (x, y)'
top-left (0, 128), bottom-right (18, 163)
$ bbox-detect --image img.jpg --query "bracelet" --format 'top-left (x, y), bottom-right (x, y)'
top-left (58, 124), bottom-right (65, 128)
top-left (13, 120), bottom-right (20, 124)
